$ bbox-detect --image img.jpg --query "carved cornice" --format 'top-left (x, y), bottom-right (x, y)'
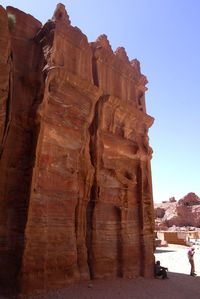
top-left (46, 66), bottom-right (102, 100)
top-left (103, 95), bottom-right (154, 129)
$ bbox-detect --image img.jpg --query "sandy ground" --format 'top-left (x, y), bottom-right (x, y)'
top-left (1, 244), bottom-right (200, 299)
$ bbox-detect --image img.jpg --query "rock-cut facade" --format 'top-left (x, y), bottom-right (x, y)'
top-left (0, 3), bottom-right (154, 296)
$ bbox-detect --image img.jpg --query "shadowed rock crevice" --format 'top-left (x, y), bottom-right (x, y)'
top-left (92, 55), bottom-right (99, 86)
top-left (86, 185), bottom-right (96, 279)
top-left (87, 96), bottom-right (107, 278)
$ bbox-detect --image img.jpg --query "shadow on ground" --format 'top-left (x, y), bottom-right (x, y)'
top-left (155, 249), bottom-right (176, 253)
top-left (1, 272), bottom-right (199, 299)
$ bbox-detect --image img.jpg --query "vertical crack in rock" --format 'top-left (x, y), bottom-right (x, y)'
top-left (86, 96), bottom-right (100, 278)
top-left (0, 7), bottom-right (11, 154)
top-left (0, 54), bottom-right (12, 157)
top-left (92, 55), bottom-right (99, 87)
top-left (116, 206), bottom-right (123, 277)
top-left (137, 163), bottom-right (145, 276)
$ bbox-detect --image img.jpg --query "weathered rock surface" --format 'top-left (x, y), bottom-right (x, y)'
top-left (0, 5), bottom-right (43, 294)
top-left (0, 5), bottom-right (10, 149)
top-left (154, 193), bottom-right (200, 229)
top-left (0, 3), bottom-right (154, 296)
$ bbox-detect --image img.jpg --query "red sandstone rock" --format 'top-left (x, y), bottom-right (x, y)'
top-left (0, 4), bottom-right (154, 296)
top-left (154, 193), bottom-right (200, 229)
top-left (0, 5), bottom-right (43, 293)
top-left (155, 207), bottom-right (165, 218)
top-left (0, 6), bottom-right (10, 147)
top-left (178, 192), bottom-right (200, 206)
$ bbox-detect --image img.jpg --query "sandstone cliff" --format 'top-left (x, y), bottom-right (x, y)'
top-left (0, 4), bottom-right (154, 296)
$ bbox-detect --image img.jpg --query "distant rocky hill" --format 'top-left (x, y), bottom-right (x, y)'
top-left (154, 192), bottom-right (200, 229)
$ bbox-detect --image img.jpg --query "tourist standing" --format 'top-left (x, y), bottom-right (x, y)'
top-left (187, 247), bottom-right (196, 276)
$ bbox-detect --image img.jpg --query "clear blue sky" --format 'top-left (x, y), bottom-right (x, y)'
top-left (1, 0), bottom-right (200, 202)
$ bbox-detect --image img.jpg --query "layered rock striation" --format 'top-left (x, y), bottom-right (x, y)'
top-left (0, 3), bottom-right (154, 296)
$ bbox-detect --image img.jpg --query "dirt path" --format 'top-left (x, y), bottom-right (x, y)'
top-left (1, 244), bottom-right (200, 299)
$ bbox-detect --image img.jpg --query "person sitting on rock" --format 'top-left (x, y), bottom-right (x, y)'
top-left (154, 260), bottom-right (168, 279)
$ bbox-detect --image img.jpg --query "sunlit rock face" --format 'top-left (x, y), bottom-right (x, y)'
top-left (0, 3), bottom-right (154, 296)
top-left (154, 193), bottom-right (200, 229)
